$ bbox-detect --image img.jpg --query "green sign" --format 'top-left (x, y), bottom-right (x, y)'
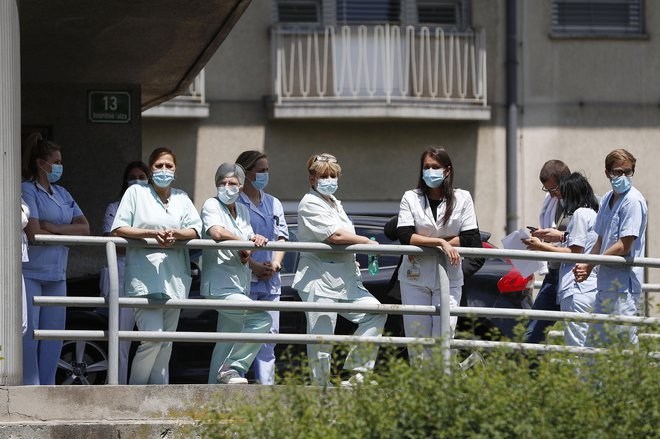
top-left (88, 91), bottom-right (131, 123)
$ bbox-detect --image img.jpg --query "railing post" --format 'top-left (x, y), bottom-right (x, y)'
top-left (437, 253), bottom-right (451, 375)
top-left (105, 241), bottom-right (119, 385)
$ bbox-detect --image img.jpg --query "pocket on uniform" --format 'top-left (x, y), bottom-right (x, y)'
top-left (608, 214), bottom-right (620, 242)
top-left (320, 261), bottom-right (346, 291)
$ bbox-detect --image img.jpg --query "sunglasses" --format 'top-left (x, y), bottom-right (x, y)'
top-left (314, 155), bottom-right (338, 164)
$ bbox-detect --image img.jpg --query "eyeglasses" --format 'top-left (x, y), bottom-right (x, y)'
top-left (314, 155), bottom-right (338, 164)
top-left (541, 185), bottom-right (559, 194)
top-left (607, 168), bottom-right (634, 178)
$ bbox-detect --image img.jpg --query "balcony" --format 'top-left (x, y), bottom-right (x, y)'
top-left (269, 25), bottom-right (489, 120)
top-left (142, 70), bottom-right (209, 118)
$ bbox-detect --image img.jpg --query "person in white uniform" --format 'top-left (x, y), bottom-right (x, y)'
top-left (112, 147), bottom-right (202, 385)
top-left (396, 147), bottom-right (478, 364)
top-left (574, 149), bottom-right (647, 346)
top-left (235, 150), bottom-right (289, 385)
top-left (523, 172), bottom-right (599, 347)
top-left (100, 160), bottom-right (150, 384)
top-left (200, 163), bottom-right (272, 385)
top-left (292, 153), bottom-right (385, 386)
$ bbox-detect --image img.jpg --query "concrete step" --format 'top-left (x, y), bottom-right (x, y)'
top-left (0, 384), bottom-right (270, 438)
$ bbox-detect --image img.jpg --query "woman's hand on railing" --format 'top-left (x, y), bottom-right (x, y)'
top-left (439, 239), bottom-right (461, 267)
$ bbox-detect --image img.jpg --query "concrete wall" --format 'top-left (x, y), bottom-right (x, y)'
top-left (22, 83), bottom-right (142, 276)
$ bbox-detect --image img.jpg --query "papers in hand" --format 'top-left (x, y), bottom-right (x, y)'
top-left (501, 229), bottom-right (544, 278)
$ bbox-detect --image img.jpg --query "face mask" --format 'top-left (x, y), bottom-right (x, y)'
top-left (422, 168), bottom-right (445, 188)
top-left (128, 179), bottom-right (149, 187)
top-left (316, 177), bottom-right (338, 196)
top-left (152, 170), bottom-right (175, 188)
top-left (217, 185), bottom-right (241, 205)
top-left (252, 172), bottom-right (269, 190)
top-left (43, 163), bottom-right (63, 183)
top-left (610, 176), bottom-right (632, 194)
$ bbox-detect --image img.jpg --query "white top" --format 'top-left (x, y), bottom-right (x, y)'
top-left (594, 187), bottom-right (647, 294)
top-left (292, 189), bottom-right (366, 300)
top-left (558, 207), bottom-right (598, 301)
top-left (21, 200), bottom-right (30, 263)
top-left (397, 188), bottom-right (478, 288)
top-left (200, 197), bottom-right (255, 297)
top-left (111, 184), bottom-right (202, 299)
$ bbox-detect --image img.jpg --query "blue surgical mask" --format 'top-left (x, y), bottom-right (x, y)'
top-left (152, 170), bottom-right (175, 188)
top-left (43, 163), bottom-right (63, 183)
top-left (252, 172), bottom-right (269, 190)
top-left (128, 179), bottom-right (149, 187)
top-left (217, 185), bottom-right (241, 205)
top-left (422, 168), bottom-right (445, 188)
top-left (316, 177), bottom-right (338, 196)
top-left (610, 176), bottom-right (632, 194)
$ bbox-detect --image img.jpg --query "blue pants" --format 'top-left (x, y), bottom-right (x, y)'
top-left (23, 278), bottom-right (66, 385)
top-left (525, 269), bottom-right (560, 344)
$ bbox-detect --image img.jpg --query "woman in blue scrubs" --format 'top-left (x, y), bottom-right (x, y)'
top-left (21, 132), bottom-right (90, 385)
top-left (112, 147), bottom-right (202, 384)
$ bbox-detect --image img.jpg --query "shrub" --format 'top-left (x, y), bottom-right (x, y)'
top-left (193, 334), bottom-right (659, 439)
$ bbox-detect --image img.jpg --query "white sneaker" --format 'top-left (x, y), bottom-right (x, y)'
top-left (217, 368), bottom-right (248, 384)
top-left (341, 372), bottom-right (377, 387)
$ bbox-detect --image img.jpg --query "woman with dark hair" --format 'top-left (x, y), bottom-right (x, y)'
top-left (524, 172), bottom-right (598, 346)
top-left (111, 147), bottom-right (202, 384)
top-left (100, 160), bottom-right (150, 384)
top-left (21, 132), bottom-right (90, 384)
top-left (396, 147), bottom-right (478, 364)
top-left (235, 150), bottom-right (289, 385)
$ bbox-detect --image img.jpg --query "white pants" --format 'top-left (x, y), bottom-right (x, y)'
top-left (207, 293), bottom-right (272, 384)
top-left (100, 261), bottom-right (135, 385)
top-left (298, 289), bottom-right (386, 386)
top-left (559, 290), bottom-right (597, 347)
top-left (129, 306), bottom-right (180, 385)
top-left (400, 282), bottom-right (462, 364)
top-left (249, 290), bottom-right (280, 385)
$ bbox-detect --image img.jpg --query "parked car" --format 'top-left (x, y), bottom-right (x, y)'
top-left (59, 215), bottom-right (533, 385)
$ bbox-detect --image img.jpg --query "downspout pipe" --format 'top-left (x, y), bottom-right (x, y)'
top-left (505, 0), bottom-right (518, 234)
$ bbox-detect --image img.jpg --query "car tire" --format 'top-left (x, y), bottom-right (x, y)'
top-left (56, 340), bottom-right (109, 385)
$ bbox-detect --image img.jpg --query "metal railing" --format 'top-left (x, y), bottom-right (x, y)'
top-left (272, 24), bottom-right (487, 106)
top-left (32, 235), bottom-right (660, 384)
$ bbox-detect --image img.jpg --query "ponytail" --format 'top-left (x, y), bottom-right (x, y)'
top-left (22, 132), bottom-right (61, 181)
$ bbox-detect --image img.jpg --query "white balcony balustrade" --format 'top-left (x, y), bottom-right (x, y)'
top-left (142, 70), bottom-right (209, 118)
top-left (270, 25), bottom-right (489, 120)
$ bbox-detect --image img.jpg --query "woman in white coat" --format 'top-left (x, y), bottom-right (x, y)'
top-left (397, 147), bottom-right (478, 364)
top-left (292, 153), bottom-right (385, 386)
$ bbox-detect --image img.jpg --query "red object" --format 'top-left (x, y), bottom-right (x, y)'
top-left (498, 264), bottom-right (533, 293)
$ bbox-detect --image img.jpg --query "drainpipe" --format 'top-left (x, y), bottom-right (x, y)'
top-left (0, 0), bottom-right (23, 386)
top-left (505, 0), bottom-right (518, 234)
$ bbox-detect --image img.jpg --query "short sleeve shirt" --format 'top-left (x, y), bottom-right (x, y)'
top-left (292, 189), bottom-right (366, 300)
top-left (237, 191), bottom-right (289, 295)
top-left (111, 184), bottom-right (202, 299)
top-left (558, 208), bottom-right (598, 300)
top-left (397, 188), bottom-right (478, 288)
top-left (103, 201), bottom-right (120, 235)
top-left (21, 181), bottom-right (84, 281)
top-left (594, 187), bottom-right (647, 294)
top-left (200, 197), bottom-right (255, 297)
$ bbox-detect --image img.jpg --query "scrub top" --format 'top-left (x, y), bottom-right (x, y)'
top-left (236, 191), bottom-right (289, 295)
top-left (557, 207), bottom-right (598, 301)
top-left (397, 188), bottom-right (478, 288)
top-left (292, 189), bottom-right (366, 300)
top-left (111, 184), bottom-right (202, 300)
top-left (594, 187), bottom-right (647, 294)
top-left (200, 197), bottom-right (255, 297)
top-left (21, 181), bottom-right (84, 282)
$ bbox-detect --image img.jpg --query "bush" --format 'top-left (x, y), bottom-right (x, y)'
top-left (193, 336), bottom-right (659, 439)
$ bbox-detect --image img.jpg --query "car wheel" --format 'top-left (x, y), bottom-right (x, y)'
top-left (56, 340), bottom-right (108, 385)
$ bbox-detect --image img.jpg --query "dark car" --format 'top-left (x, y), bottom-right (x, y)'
top-left (60, 215), bottom-right (533, 385)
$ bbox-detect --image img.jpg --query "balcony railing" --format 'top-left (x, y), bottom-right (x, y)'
top-left (142, 70), bottom-right (209, 118)
top-left (270, 25), bottom-right (489, 120)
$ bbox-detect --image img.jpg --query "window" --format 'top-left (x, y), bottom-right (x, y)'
top-left (552, 0), bottom-right (644, 36)
top-left (417, 0), bottom-right (469, 28)
top-left (276, 0), bottom-right (322, 23)
top-left (336, 0), bottom-right (402, 24)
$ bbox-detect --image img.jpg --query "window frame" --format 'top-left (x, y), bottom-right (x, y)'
top-left (550, 0), bottom-right (646, 39)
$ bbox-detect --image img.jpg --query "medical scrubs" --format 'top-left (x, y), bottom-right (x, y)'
top-left (111, 184), bottom-right (202, 384)
top-left (200, 197), bottom-right (272, 384)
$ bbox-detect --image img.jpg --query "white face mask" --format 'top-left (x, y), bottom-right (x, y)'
top-left (217, 185), bottom-right (240, 205)
top-left (316, 177), bottom-right (338, 196)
